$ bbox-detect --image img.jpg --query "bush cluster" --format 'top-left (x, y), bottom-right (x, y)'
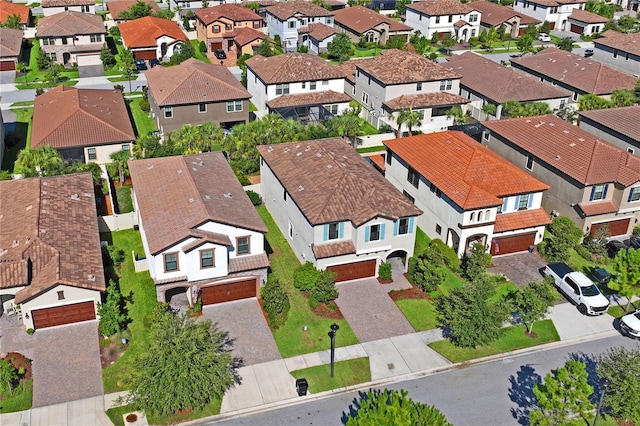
top-left (293, 262), bottom-right (320, 291)
top-left (429, 239), bottom-right (460, 271)
top-left (311, 270), bottom-right (339, 303)
top-left (378, 262), bottom-right (392, 281)
top-left (261, 277), bottom-right (290, 328)
top-left (245, 190), bottom-right (261, 206)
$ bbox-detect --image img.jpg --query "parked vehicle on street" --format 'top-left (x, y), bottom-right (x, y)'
top-left (591, 268), bottom-right (611, 286)
top-left (538, 33), bottom-right (551, 42)
top-left (542, 262), bottom-right (610, 315)
top-left (619, 310), bottom-right (640, 338)
top-left (606, 240), bottom-right (629, 258)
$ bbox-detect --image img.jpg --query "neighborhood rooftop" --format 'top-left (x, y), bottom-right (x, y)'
top-left (333, 6), bottom-right (412, 33)
top-left (37, 10), bottom-right (105, 37)
top-left (579, 105), bottom-right (640, 143)
top-left (194, 4), bottom-right (262, 25)
top-left (593, 30), bottom-right (640, 56)
top-left (467, 1), bottom-right (538, 26)
top-left (406, 0), bottom-right (476, 16)
top-left (107, 0), bottom-right (160, 19)
top-left (0, 27), bottom-right (23, 57)
top-left (266, 0), bottom-right (334, 20)
top-left (246, 53), bottom-right (346, 84)
top-left (0, 0), bottom-right (30, 25)
top-left (383, 92), bottom-right (469, 111)
top-left (118, 16), bottom-right (187, 48)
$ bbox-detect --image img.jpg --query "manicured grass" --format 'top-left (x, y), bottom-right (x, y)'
top-left (115, 184), bottom-right (133, 213)
top-left (107, 399), bottom-right (222, 426)
top-left (429, 319), bottom-right (560, 363)
top-left (191, 40), bottom-right (211, 64)
top-left (20, 42), bottom-right (79, 84)
top-left (360, 121), bottom-right (379, 136)
top-left (10, 101), bottom-right (34, 107)
top-left (128, 97), bottom-right (157, 137)
top-left (0, 379), bottom-right (33, 413)
top-left (608, 302), bottom-right (637, 318)
top-left (490, 280), bottom-right (518, 303)
top-left (108, 75), bottom-right (139, 83)
top-left (352, 47), bottom-right (382, 57)
top-left (414, 227), bottom-right (431, 254)
top-left (356, 145), bottom-right (385, 154)
top-left (16, 80), bottom-right (78, 90)
top-left (395, 299), bottom-right (438, 331)
top-left (249, 102), bottom-right (258, 112)
top-left (1, 108), bottom-right (33, 172)
top-left (257, 206), bottom-right (359, 358)
top-left (290, 358), bottom-right (370, 394)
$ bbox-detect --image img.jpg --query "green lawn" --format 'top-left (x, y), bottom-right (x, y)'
top-left (290, 357), bottom-right (371, 394)
top-left (608, 302), bottom-right (637, 318)
top-left (352, 47), bottom-right (382, 57)
top-left (107, 399), bottom-right (222, 426)
top-left (1, 108), bottom-right (33, 172)
top-left (257, 206), bottom-right (359, 358)
top-left (429, 320), bottom-right (560, 363)
top-left (115, 184), bottom-right (133, 213)
top-left (108, 75), bottom-right (139, 83)
top-left (395, 299), bottom-right (438, 331)
top-left (16, 80), bottom-right (78, 90)
top-left (0, 379), bottom-right (32, 414)
top-left (360, 121), bottom-right (379, 136)
top-left (10, 101), bottom-right (34, 107)
top-left (191, 40), bottom-right (211, 64)
top-left (19, 41), bottom-right (79, 84)
top-left (414, 227), bottom-right (431, 254)
top-left (128, 97), bottom-right (157, 137)
top-left (356, 145), bottom-right (385, 154)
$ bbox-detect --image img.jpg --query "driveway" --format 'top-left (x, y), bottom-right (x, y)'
top-left (488, 251), bottom-right (547, 287)
top-left (31, 321), bottom-right (104, 408)
top-left (335, 278), bottom-right (414, 343)
top-left (202, 299), bottom-right (281, 366)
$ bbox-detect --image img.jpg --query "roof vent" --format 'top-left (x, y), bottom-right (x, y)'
top-left (267, 146), bottom-right (274, 152)
top-left (224, 193), bottom-right (232, 198)
top-left (305, 146), bottom-right (311, 151)
top-left (563, 130), bottom-right (570, 134)
top-left (570, 143), bottom-right (576, 147)
top-left (43, 181), bottom-right (48, 186)
top-left (189, 197), bottom-right (195, 203)
top-left (84, 192), bottom-right (91, 197)
top-left (0, 249), bottom-right (7, 257)
top-left (555, 155), bottom-right (561, 160)
top-left (298, 185), bottom-right (304, 191)
top-left (204, 195), bottom-right (211, 200)
top-left (26, 205), bottom-right (33, 211)
top-left (578, 138), bottom-right (585, 142)
top-left (316, 152), bottom-right (322, 157)
top-left (284, 147), bottom-right (290, 153)
top-left (41, 229), bottom-right (47, 234)
top-left (549, 123), bottom-right (555, 126)
top-left (88, 274), bottom-right (96, 281)
top-left (71, 193), bottom-right (80, 201)
top-left (525, 119), bottom-right (531, 123)
top-left (534, 121), bottom-right (544, 128)
top-left (147, 164), bottom-right (153, 169)
top-left (327, 164), bottom-right (333, 169)
top-left (296, 144), bottom-right (301, 148)
top-left (12, 240), bottom-right (19, 248)
top-left (296, 152), bottom-right (302, 157)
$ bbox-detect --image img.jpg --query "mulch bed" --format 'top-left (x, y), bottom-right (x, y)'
top-left (0, 352), bottom-right (32, 401)
top-left (311, 301), bottom-right (344, 319)
top-left (99, 335), bottom-right (129, 369)
top-left (377, 278), bottom-right (394, 284)
top-left (389, 285), bottom-right (433, 302)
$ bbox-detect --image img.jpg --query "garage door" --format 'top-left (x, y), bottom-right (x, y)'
top-left (201, 278), bottom-right (257, 305)
top-left (32, 301), bottom-right (96, 329)
top-left (570, 24), bottom-right (582, 34)
top-left (133, 50), bottom-right (156, 60)
top-left (490, 232), bottom-right (536, 256)
top-left (0, 61), bottom-right (16, 71)
top-left (210, 42), bottom-right (223, 51)
top-left (327, 260), bottom-right (376, 282)
top-left (591, 218), bottom-right (630, 237)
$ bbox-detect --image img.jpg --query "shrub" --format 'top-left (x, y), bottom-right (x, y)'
top-left (407, 256), bottom-right (418, 284)
top-left (193, 296), bottom-right (202, 313)
top-left (308, 293), bottom-right (320, 309)
top-left (198, 40), bottom-right (207, 53)
top-left (311, 270), bottom-right (339, 303)
top-left (541, 216), bottom-right (583, 262)
top-left (138, 98), bottom-right (150, 113)
top-left (574, 244), bottom-right (594, 262)
top-left (113, 84), bottom-right (125, 93)
top-left (378, 262), bottom-right (392, 280)
top-left (26, 328), bottom-right (35, 335)
top-left (429, 239), bottom-right (460, 271)
top-left (109, 26), bottom-right (120, 36)
top-left (633, 226), bottom-right (640, 236)
top-left (261, 277), bottom-right (290, 328)
top-left (411, 250), bottom-right (446, 293)
top-left (581, 226), bottom-right (608, 257)
top-left (98, 279), bottom-right (128, 336)
top-left (101, 47), bottom-right (116, 68)
top-left (293, 261), bottom-right (320, 291)
top-left (107, 245), bottom-right (125, 267)
top-left (246, 189), bottom-right (261, 206)
top-left (460, 241), bottom-right (491, 281)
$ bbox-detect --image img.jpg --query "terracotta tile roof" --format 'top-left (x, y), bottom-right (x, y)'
top-left (594, 31), bottom-right (640, 56)
top-left (298, 22), bottom-right (336, 41)
top-left (266, 0), bottom-right (333, 20)
top-left (355, 49), bottom-right (461, 85)
top-left (334, 60), bottom-right (356, 84)
top-left (31, 86), bottom-right (135, 150)
top-left (367, 154), bottom-right (386, 172)
top-left (42, 0), bottom-right (94, 6)
top-left (510, 47), bottom-right (637, 95)
top-left (266, 90), bottom-right (351, 108)
top-left (579, 105), bottom-right (640, 143)
top-left (0, 28), bottom-right (23, 58)
top-left (312, 241), bottom-right (356, 259)
top-left (454, 19), bottom-right (469, 28)
top-left (568, 8), bottom-right (607, 24)
top-left (385, 131), bottom-right (549, 210)
top-left (194, 4), bottom-right (261, 25)
top-left (406, 0), bottom-right (475, 16)
top-left (37, 10), bottom-right (105, 37)
top-left (518, 0), bottom-right (585, 5)
top-left (0, 174), bottom-right (105, 303)
top-left (119, 16), bottom-right (187, 49)
top-left (228, 252), bottom-right (270, 273)
top-left (182, 229), bottom-right (233, 253)
top-left (233, 26), bottom-right (267, 46)
top-left (494, 208), bottom-right (551, 233)
top-left (483, 114), bottom-right (640, 186)
top-left (446, 52), bottom-right (571, 103)
top-left (577, 201), bottom-right (618, 216)
top-left (107, 0), bottom-right (160, 19)
top-left (333, 6), bottom-right (412, 34)
top-left (0, 1), bottom-right (30, 25)
top-left (257, 138), bottom-right (422, 226)
top-left (146, 58), bottom-right (250, 107)
top-left (129, 152), bottom-right (267, 255)
top-left (468, 1), bottom-right (539, 27)
top-left (383, 92), bottom-right (469, 111)
top-left (246, 53), bottom-right (345, 84)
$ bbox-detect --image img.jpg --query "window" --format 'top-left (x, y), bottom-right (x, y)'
top-left (57, 291), bottom-right (65, 300)
top-left (302, 82), bottom-right (306, 89)
top-left (90, 34), bottom-right (102, 42)
top-left (526, 154), bottom-right (534, 171)
top-left (416, 82), bottom-right (422, 91)
top-left (590, 184), bottom-right (607, 201)
top-left (471, 29), bottom-right (476, 37)
top-left (397, 218), bottom-right (410, 235)
top-left (403, 190), bottom-right (415, 203)
top-left (288, 222), bottom-right (293, 239)
top-left (407, 166), bottom-right (419, 188)
top-left (165, 106), bottom-right (173, 118)
top-left (470, 212), bottom-right (475, 222)
top-left (200, 249), bottom-right (214, 268)
top-left (122, 144), bottom-right (130, 152)
top-left (628, 147), bottom-right (635, 154)
top-left (284, 189), bottom-right (287, 201)
top-left (436, 224), bottom-right (442, 235)
top-left (573, 92), bottom-right (579, 101)
top-left (49, 53), bottom-right (57, 61)
top-left (236, 236), bottom-right (250, 255)
top-left (439, 80), bottom-right (452, 91)
top-left (253, 21), bottom-right (260, 28)
top-left (367, 224), bottom-right (383, 242)
top-left (628, 187), bottom-right (640, 202)
top-left (164, 253), bottom-right (178, 271)
top-left (478, 211), bottom-right (483, 221)
top-left (559, 99), bottom-right (566, 109)
top-left (322, 80), bottom-right (328, 85)
top-left (199, 103), bottom-right (207, 113)
top-left (432, 106), bottom-right (448, 117)
top-left (435, 16), bottom-right (440, 23)
top-left (328, 223), bottom-right (339, 240)
top-left (469, 14), bottom-right (478, 22)
top-left (310, 81), bottom-right (316, 90)
top-left (88, 148), bottom-right (96, 160)
top-left (323, 104), bottom-right (338, 114)
top-left (62, 37), bottom-right (68, 45)
top-left (326, 18), bottom-right (332, 25)
top-left (518, 194), bottom-right (530, 210)
top-left (226, 23), bottom-right (232, 30)
top-left (81, 5), bottom-right (89, 12)
top-left (275, 83), bottom-right (290, 95)
top-left (362, 92), bottom-right (369, 104)
top-left (288, 20), bottom-right (296, 29)
top-left (482, 129), bottom-right (490, 141)
top-left (226, 100), bottom-right (242, 112)
top-left (386, 148), bottom-right (392, 165)
top-left (498, 198), bottom-right (507, 214)
top-left (213, 25), bottom-right (220, 33)
top-left (448, 15), bottom-right (453, 23)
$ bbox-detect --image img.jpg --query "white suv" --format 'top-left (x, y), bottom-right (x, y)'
top-left (538, 33), bottom-right (551, 42)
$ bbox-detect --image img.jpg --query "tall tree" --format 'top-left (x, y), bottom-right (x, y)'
top-left (515, 34), bottom-right (535, 55)
top-left (120, 48), bottom-right (136, 93)
top-left (460, 241), bottom-right (491, 282)
top-left (109, 150), bottom-right (131, 185)
top-left (509, 278), bottom-right (558, 334)
top-left (43, 64), bottom-right (63, 89)
top-left (0, 360), bottom-right (18, 397)
top-left (445, 107), bottom-right (468, 124)
top-left (395, 108), bottom-right (410, 136)
top-left (403, 108), bottom-right (423, 136)
top-left (119, 0), bottom-right (152, 20)
top-left (98, 280), bottom-right (129, 337)
top-left (540, 216), bottom-right (583, 262)
top-left (597, 346), bottom-right (640, 423)
top-left (439, 33), bottom-right (456, 55)
top-left (608, 248), bottom-right (640, 312)
top-left (330, 112), bottom-right (363, 145)
top-left (578, 93), bottom-right (611, 111)
top-left (611, 89), bottom-right (637, 107)
top-left (327, 33), bottom-right (352, 63)
top-left (555, 37), bottom-right (574, 52)
top-left (15, 146), bottom-right (64, 177)
top-left (1, 14), bottom-right (22, 29)
top-left (255, 37), bottom-right (275, 57)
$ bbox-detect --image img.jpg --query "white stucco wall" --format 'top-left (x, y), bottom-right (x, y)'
top-left (405, 9), bottom-right (481, 41)
top-left (85, 143), bottom-right (132, 164)
top-left (21, 285), bottom-right (100, 330)
top-left (43, 4), bottom-right (96, 16)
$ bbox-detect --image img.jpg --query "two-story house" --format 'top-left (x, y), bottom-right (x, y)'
top-left (405, 0), bottom-right (481, 43)
top-left (37, 11), bottom-right (105, 66)
top-left (333, 6), bottom-right (412, 45)
top-left (468, 1), bottom-right (539, 38)
top-left (298, 23), bottom-right (337, 55)
top-left (194, 4), bottom-right (263, 55)
top-left (592, 30), bottom-right (640, 76)
top-left (512, 0), bottom-right (585, 31)
top-left (0, 0), bottom-right (31, 28)
top-left (483, 114), bottom-right (640, 237)
top-left (146, 58), bottom-right (251, 135)
top-left (353, 49), bottom-right (469, 133)
top-left (257, 138), bottom-right (422, 281)
top-left (42, 0), bottom-right (95, 16)
top-left (0, 28), bottom-right (23, 84)
top-left (128, 152), bottom-right (269, 305)
top-left (119, 16), bottom-right (188, 61)
top-left (265, 0), bottom-right (334, 52)
top-left (578, 106), bottom-right (640, 156)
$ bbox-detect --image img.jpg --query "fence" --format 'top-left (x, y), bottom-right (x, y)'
top-left (98, 212), bottom-right (137, 233)
top-left (132, 250), bottom-right (149, 272)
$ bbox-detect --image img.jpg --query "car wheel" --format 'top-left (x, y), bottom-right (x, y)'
top-left (578, 304), bottom-right (588, 315)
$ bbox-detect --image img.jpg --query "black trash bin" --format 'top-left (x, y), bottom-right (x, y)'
top-left (528, 245), bottom-right (535, 253)
top-left (296, 378), bottom-right (308, 396)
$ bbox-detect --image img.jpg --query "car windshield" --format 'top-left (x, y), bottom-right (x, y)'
top-left (581, 284), bottom-right (601, 297)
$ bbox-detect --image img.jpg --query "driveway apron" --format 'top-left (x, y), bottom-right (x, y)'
top-left (488, 252), bottom-right (547, 287)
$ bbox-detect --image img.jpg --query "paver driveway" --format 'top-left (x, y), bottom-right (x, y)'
top-left (488, 251), bottom-right (547, 287)
top-left (335, 278), bottom-right (414, 342)
top-left (31, 321), bottom-right (103, 408)
top-left (202, 299), bottom-right (281, 366)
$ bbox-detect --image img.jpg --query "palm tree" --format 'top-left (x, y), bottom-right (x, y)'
top-left (109, 150), bottom-right (131, 185)
top-left (446, 107), bottom-right (469, 125)
top-left (15, 146), bottom-right (64, 177)
top-left (396, 108), bottom-right (410, 137)
top-left (332, 113), bottom-right (362, 146)
top-left (404, 108), bottom-right (423, 136)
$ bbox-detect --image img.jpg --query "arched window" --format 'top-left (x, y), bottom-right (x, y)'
top-left (485, 210), bottom-right (490, 220)
top-left (478, 211), bottom-right (483, 222)
top-left (470, 212), bottom-right (475, 222)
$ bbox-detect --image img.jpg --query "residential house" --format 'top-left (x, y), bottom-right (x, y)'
top-left (0, 28), bottom-right (23, 84)
top-left (512, 0), bottom-right (585, 31)
top-left (119, 16), bottom-right (188, 61)
top-left (128, 152), bottom-right (269, 305)
top-left (333, 6), bottom-right (412, 45)
top-left (257, 138), bottom-right (422, 281)
top-left (483, 114), bottom-right (640, 236)
top-left (509, 47), bottom-right (638, 103)
top-left (107, 0), bottom-right (160, 22)
top-left (245, 53), bottom-right (349, 119)
top-left (265, 0), bottom-right (334, 52)
top-left (0, 96), bottom-right (4, 167)
top-left (298, 23), bottom-right (336, 55)
top-left (0, 0), bottom-right (31, 28)
top-left (334, 60), bottom-right (357, 97)
top-left (405, 0), bottom-right (481, 43)
top-left (445, 51), bottom-right (571, 120)
top-left (42, 0), bottom-right (96, 16)
top-left (353, 49), bottom-right (469, 134)
top-left (146, 58), bottom-right (251, 135)
top-left (468, 1), bottom-right (539, 38)
top-left (384, 131), bottom-right (550, 256)
top-left (31, 86), bottom-right (135, 164)
top-left (36, 11), bottom-right (106, 67)
top-left (232, 26), bottom-right (268, 57)
top-left (194, 4), bottom-right (263, 55)
top-left (566, 8), bottom-right (607, 36)
top-left (0, 173), bottom-right (105, 330)
top-left (578, 105), bottom-right (640, 155)
top-left (592, 30), bottom-right (640, 76)
top-left (170, 0), bottom-right (208, 14)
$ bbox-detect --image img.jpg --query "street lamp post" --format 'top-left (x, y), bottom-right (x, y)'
top-left (594, 380), bottom-right (609, 426)
top-left (328, 323), bottom-right (339, 378)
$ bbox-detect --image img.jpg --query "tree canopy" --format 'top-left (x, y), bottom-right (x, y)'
top-left (509, 277), bottom-right (558, 333)
top-left (119, 0), bottom-right (153, 20)
top-left (0, 14), bottom-right (21, 29)
top-left (608, 247), bottom-right (640, 312)
top-left (597, 346), bottom-right (640, 423)
top-left (327, 33), bottom-right (352, 63)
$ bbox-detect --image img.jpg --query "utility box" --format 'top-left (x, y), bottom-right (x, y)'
top-left (296, 378), bottom-right (308, 396)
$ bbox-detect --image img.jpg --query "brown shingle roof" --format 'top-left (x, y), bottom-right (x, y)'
top-left (406, 0), bottom-right (475, 16)
top-left (42, 0), bottom-right (94, 6)
top-left (384, 131), bottom-right (549, 210)
top-left (129, 152), bottom-right (267, 255)
top-left (510, 47), bottom-right (637, 95)
top-left (119, 16), bottom-right (187, 49)
top-left (333, 6), bottom-right (411, 34)
top-left (182, 229), bottom-right (232, 253)
top-left (355, 49), bottom-right (461, 85)
top-left (577, 201), bottom-right (618, 216)
top-left (334, 60), bottom-right (356, 84)
top-left (594, 31), bottom-right (640, 56)
top-left (246, 53), bottom-right (345, 84)
top-left (579, 105), bottom-right (640, 143)
top-left (312, 241), bottom-right (356, 259)
top-left (483, 114), bottom-right (640, 186)
top-left (468, 1), bottom-right (538, 27)
top-left (194, 4), bottom-right (261, 25)
top-left (383, 92), bottom-right (469, 111)
top-left (267, 90), bottom-right (351, 109)
top-left (228, 252), bottom-right (270, 273)
top-left (31, 86), bottom-right (135, 150)
top-left (568, 8), bottom-right (608, 24)
top-left (0, 174), bottom-right (105, 303)
top-left (494, 208), bottom-right (551, 233)
top-left (146, 58), bottom-right (250, 107)
top-left (257, 138), bottom-right (422, 226)
top-left (107, 0), bottom-right (160, 19)
top-left (0, 0), bottom-right (30, 25)
top-left (0, 27), bottom-right (23, 58)
top-left (233, 26), bottom-right (267, 47)
top-left (516, 0), bottom-right (585, 5)
top-left (298, 22), bottom-right (336, 41)
top-left (446, 51), bottom-right (571, 103)
top-left (266, 0), bottom-right (333, 20)
top-left (37, 10), bottom-right (105, 37)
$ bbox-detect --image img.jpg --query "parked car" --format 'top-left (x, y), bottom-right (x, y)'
top-left (584, 49), bottom-right (594, 57)
top-left (150, 58), bottom-right (161, 68)
top-left (542, 263), bottom-right (610, 315)
top-left (624, 235), bottom-right (640, 249)
top-left (214, 49), bottom-right (227, 60)
top-left (135, 59), bottom-right (147, 71)
top-left (619, 309), bottom-right (640, 338)
top-left (591, 268), bottom-right (611, 286)
top-left (538, 33), bottom-right (551, 42)
top-left (605, 240), bottom-right (628, 258)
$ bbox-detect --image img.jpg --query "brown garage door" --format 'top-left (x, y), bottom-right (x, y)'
top-left (201, 278), bottom-right (257, 305)
top-left (570, 24), bottom-right (582, 34)
top-left (210, 42), bottom-right (223, 51)
top-left (327, 260), bottom-right (376, 282)
top-left (133, 50), bottom-right (156, 60)
top-left (0, 61), bottom-right (16, 71)
top-left (591, 218), bottom-right (630, 237)
top-left (32, 301), bottom-right (96, 329)
top-left (491, 232), bottom-right (536, 256)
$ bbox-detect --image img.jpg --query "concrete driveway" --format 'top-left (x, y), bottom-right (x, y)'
top-left (202, 299), bottom-right (281, 366)
top-left (548, 303), bottom-right (615, 340)
top-left (488, 252), bottom-right (547, 287)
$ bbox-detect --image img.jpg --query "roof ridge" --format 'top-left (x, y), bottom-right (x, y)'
top-left (181, 156), bottom-right (215, 225)
top-left (78, 103), bottom-right (132, 141)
